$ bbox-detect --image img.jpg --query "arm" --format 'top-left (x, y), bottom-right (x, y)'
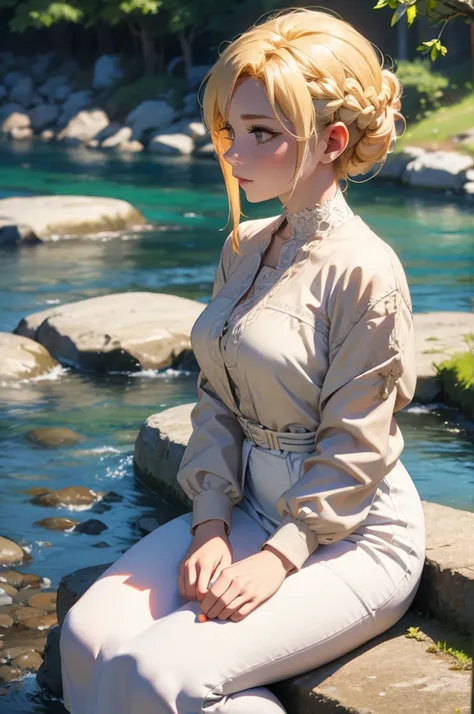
top-left (176, 232), bottom-right (244, 537)
top-left (261, 286), bottom-right (417, 573)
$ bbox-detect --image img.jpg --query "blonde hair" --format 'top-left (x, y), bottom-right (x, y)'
top-left (198, 7), bottom-right (405, 254)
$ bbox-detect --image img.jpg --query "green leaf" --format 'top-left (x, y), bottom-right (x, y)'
top-left (406, 4), bottom-right (417, 25)
top-left (373, 0), bottom-right (389, 8)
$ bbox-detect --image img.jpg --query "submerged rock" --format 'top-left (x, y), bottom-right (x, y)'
top-left (0, 537), bottom-right (27, 567)
top-left (26, 427), bottom-right (84, 448)
top-left (0, 333), bottom-right (58, 380)
top-left (0, 195), bottom-right (146, 241)
top-left (32, 486), bottom-right (102, 508)
top-left (15, 292), bottom-right (203, 373)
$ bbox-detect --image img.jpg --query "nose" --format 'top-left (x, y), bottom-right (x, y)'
top-left (222, 147), bottom-right (240, 166)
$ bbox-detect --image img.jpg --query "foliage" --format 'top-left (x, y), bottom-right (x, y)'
top-left (395, 58), bottom-right (449, 119)
top-left (373, 0), bottom-right (474, 60)
top-left (106, 74), bottom-right (188, 118)
top-left (435, 335), bottom-right (474, 421)
top-left (0, 0), bottom-right (84, 30)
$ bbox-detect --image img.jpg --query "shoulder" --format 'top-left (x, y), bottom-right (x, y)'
top-left (324, 215), bottom-right (412, 314)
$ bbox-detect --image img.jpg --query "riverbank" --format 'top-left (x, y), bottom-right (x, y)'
top-left (1, 50), bottom-right (474, 196)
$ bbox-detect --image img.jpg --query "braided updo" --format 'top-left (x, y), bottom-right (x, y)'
top-left (200, 8), bottom-right (404, 251)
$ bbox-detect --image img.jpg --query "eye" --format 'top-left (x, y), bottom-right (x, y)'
top-left (248, 124), bottom-right (279, 144)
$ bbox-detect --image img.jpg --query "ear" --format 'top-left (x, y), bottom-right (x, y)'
top-left (319, 122), bottom-right (349, 164)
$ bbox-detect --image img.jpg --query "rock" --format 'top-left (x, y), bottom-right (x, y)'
top-left (182, 92), bottom-right (199, 116)
top-left (56, 108), bottom-right (109, 145)
top-left (36, 625), bottom-right (62, 696)
top-left (0, 664), bottom-right (22, 682)
top-left (0, 333), bottom-right (58, 381)
top-left (194, 141), bottom-right (217, 158)
top-left (34, 517), bottom-right (80, 531)
top-left (3, 71), bottom-right (24, 90)
top-left (57, 563), bottom-right (112, 625)
top-left (137, 515), bottom-right (160, 534)
top-left (117, 139), bottom-right (143, 152)
top-left (0, 537), bottom-right (26, 566)
top-left (13, 606), bottom-right (48, 624)
top-left (92, 55), bottom-right (123, 90)
top-left (0, 592), bottom-right (12, 607)
top-left (0, 614), bottom-right (14, 629)
top-left (148, 132), bottom-right (194, 155)
top-left (0, 195), bottom-right (146, 240)
top-left (462, 181), bottom-right (474, 195)
top-left (0, 584), bottom-right (18, 598)
top-left (413, 312), bottom-right (474, 401)
top-left (402, 150), bottom-right (474, 191)
top-left (29, 104), bottom-right (60, 132)
top-left (101, 125), bottom-right (132, 148)
top-left (134, 404), bottom-right (194, 506)
top-left (167, 56), bottom-right (186, 77)
top-left (32, 486), bottom-right (102, 508)
top-left (53, 82), bottom-right (71, 103)
top-left (126, 100), bottom-right (176, 142)
top-left (74, 519), bottom-right (108, 535)
top-left (0, 110), bottom-right (30, 134)
top-left (187, 120), bottom-right (208, 146)
top-left (0, 85), bottom-right (7, 102)
top-left (14, 292), bottom-right (204, 372)
top-left (28, 592), bottom-right (57, 613)
top-left (10, 126), bottom-right (33, 140)
top-left (379, 146), bottom-right (425, 180)
top-left (0, 570), bottom-right (25, 588)
top-left (26, 427), bottom-right (84, 448)
top-left (58, 90), bottom-right (93, 125)
top-left (30, 52), bottom-right (55, 82)
top-left (11, 649), bottom-right (43, 672)
top-left (40, 129), bottom-right (55, 142)
top-left (9, 76), bottom-right (34, 107)
top-left (0, 220), bottom-right (38, 245)
top-left (37, 75), bottom-right (68, 102)
top-left (455, 127), bottom-right (474, 146)
top-left (21, 612), bottom-right (57, 630)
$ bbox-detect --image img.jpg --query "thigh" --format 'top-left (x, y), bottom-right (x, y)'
top-left (109, 507), bottom-right (415, 714)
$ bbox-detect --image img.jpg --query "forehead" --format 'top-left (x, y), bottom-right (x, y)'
top-left (226, 76), bottom-right (289, 127)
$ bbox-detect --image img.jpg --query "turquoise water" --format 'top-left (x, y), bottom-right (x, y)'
top-left (0, 139), bottom-right (473, 712)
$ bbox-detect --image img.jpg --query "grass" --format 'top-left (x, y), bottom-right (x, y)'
top-left (396, 91), bottom-right (474, 155)
top-left (405, 626), bottom-right (472, 671)
top-left (435, 334), bottom-right (474, 420)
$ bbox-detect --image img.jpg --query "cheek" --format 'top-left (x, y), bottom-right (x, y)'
top-left (258, 140), bottom-right (296, 181)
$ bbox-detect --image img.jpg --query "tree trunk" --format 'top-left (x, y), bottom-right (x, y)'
top-left (178, 29), bottom-right (194, 78)
top-left (140, 24), bottom-right (157, 76)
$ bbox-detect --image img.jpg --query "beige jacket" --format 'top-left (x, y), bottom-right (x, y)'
top-left (176, 207), bottom-right (417, 571)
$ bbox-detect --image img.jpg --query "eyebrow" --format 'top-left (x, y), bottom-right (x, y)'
top-left (240, 113), bottom-right (276, 120)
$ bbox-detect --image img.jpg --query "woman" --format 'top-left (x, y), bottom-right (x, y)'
top-left (59, 8), bottom-right (426, 713)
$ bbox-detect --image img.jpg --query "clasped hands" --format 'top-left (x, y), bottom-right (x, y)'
top-left (178, 519), bottom-right (294, 622)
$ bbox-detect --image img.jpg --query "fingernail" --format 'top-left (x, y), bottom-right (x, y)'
top-left (197, 613), bottom-right (209, 623)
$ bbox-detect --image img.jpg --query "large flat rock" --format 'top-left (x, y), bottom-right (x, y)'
top-left (413, 312), bottom-right (474, 402)
top-left (134, 404), bottom-right (474, 635)
top-left (14, 292), bottom-right (204, 372)
top-left (0, 195), bottom-right (146, 242)
top-left (0, 332), bottom-right (58, 381)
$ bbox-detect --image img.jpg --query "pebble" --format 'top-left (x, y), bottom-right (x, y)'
top-left (0, 537), bottom-right (25, 566)
top-left (0, 614), bottom-right (14, 629)
top-left (11, 650), bottom-right (43, 671)
top-left (0, 664), bottom-right (22, 682)
top-left (13, 606), bottom-right (47, 624)
top-left (28, 591), bottom-right (56, 613)
top-left (34, 517), bottom-right (80, 531)
top-left (21, 612), bottom-right (57, 630)
top-left (0, 585), bottom-right (18, 598)
top-left (0, 570), bottom-right (24, 588)
top-left (74, 519), bottom-right (108, 535)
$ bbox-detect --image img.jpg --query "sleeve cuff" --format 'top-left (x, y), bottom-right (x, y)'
top-left (261, 514), bottom-right (320, 572)
top-left (190, 489), bottom-right (233, 536)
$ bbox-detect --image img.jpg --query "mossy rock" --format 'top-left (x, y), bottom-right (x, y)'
top-left (435, 338), bottom-right (474, 421)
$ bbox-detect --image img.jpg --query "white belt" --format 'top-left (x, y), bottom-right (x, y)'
top-left (237, 416), bottom-right (316, 453)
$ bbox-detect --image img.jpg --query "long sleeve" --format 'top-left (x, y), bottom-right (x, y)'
top-left (176, 232), bottom-right (245, 536)
top-left (261, 286), bottom-right (417, 572)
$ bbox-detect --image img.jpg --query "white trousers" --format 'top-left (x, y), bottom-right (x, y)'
top-left (59, 438), bottom-right (426, 714)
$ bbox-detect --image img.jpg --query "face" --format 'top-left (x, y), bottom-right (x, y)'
top-left (220, 76), bottom-right (324, 204)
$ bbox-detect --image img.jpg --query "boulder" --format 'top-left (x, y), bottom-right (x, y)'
top-left (402, 150), bottom-right (474, 191)
top-left (101, 125), bottom-right (132, 148)
top-left (58, 90), bottom-right (93, 126)
top-left (56, 109), bottom-right (109, 145)
top-left (10, 126), bottom-right (33, 141)
top-left (9, 76), bottom-right (34, 107)
top-left (117, 139), bottom-right (144, 153)
top-left (3, 71), bottom-right (24, 90)
top-left (0, 333), bottom-right (58, 381)
top-left (463, 181), bottom-right (474, 195)
top-left (0, 109), bottom-right (30, 134)
top-left (0, 219), bottom-right (38, 246)
top-left (0, 537), bottom-right (26, 566)
top-left (53, 82), bottom-right (71, 103)
top-left (413, 312), bottom-right (474, 401)
top-left (126, 100), bottom-right (176, 142)
top-left (187, 64), bottom-right (212, 90)
top-left (0, 195), bottom-right (145, 241)
top-left (40, 129), bottom-right (55, 142)
top-left (30, 52), bottom-right (55, 82)
top-left (148, 132), bottom-right (194, 155)
top-left (194, 141), bottom-right (217, 158)
top-left (29, 104), bottom-right (60, 132)
top-left (379, 146), bottom-right (425, 181)
top-left (0, 84), bottom-right (7, 102)
top-left (92, 55), bottom-right (123, 91)
top-left (38, 75), bottom-right (68, 102)
top-left (14, 292), bottom-right (204, 372)
top-left (182, 92), bottom-right (199, 116)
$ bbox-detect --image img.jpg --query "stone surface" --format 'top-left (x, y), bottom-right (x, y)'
top-left (149, 132), bottom-right (194, 155)
top-left (0, 110), bottom-right (30, 134)
top-left (413, 312), bottom-right (474, 402)
top-left (379, 146), bottom-right (425, 180)
top-left (0, 332), bottom-right (58, 381)
top-left (126, 100), bottom-right (176, 141)
top-left (29, 103), bottom-right (60, 132)
top-left (26, 427), bottom-right (84, 448)
top-left (92, 55), bottom-right (123, 91)
top-left (403, 150), bottom-right (474, 191)
top-left (14, 291), bottom-right (203, 372)
top-left (56, 108), bottom-right (109, 145)
top-left (0, 195), bottom-right (145, 240)
top-left (0, 537), bottom-right (25, 566)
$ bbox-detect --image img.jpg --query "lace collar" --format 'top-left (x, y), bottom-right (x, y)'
top-left (280, 186), bottom-right (353, 243)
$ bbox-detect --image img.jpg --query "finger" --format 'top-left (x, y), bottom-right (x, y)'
top-left (230, 600), bottom-right (256, 622)
top-left (177, 573), bottom-right (185, 598)
top-left (206, 583), bottom-right (242, 620)
top-left (200, 572), bottom-right (231, 615)
top-left (185, 562), bottom-right (197, 600)
top-left (217, 594), bottom-right (250, 621)
top-left (195, 564), bottom-right (214, 602)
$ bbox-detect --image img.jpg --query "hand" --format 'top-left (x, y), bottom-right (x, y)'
top-left (178, 520), bottom-right (233, 602)
top-left (199, 548), bottom-right (294, 622)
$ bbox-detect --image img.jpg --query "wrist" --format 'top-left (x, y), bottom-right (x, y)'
top-left (194, 519), bottom-right (227, 536)
top-left (262, 545), bottom-right (295, 574)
